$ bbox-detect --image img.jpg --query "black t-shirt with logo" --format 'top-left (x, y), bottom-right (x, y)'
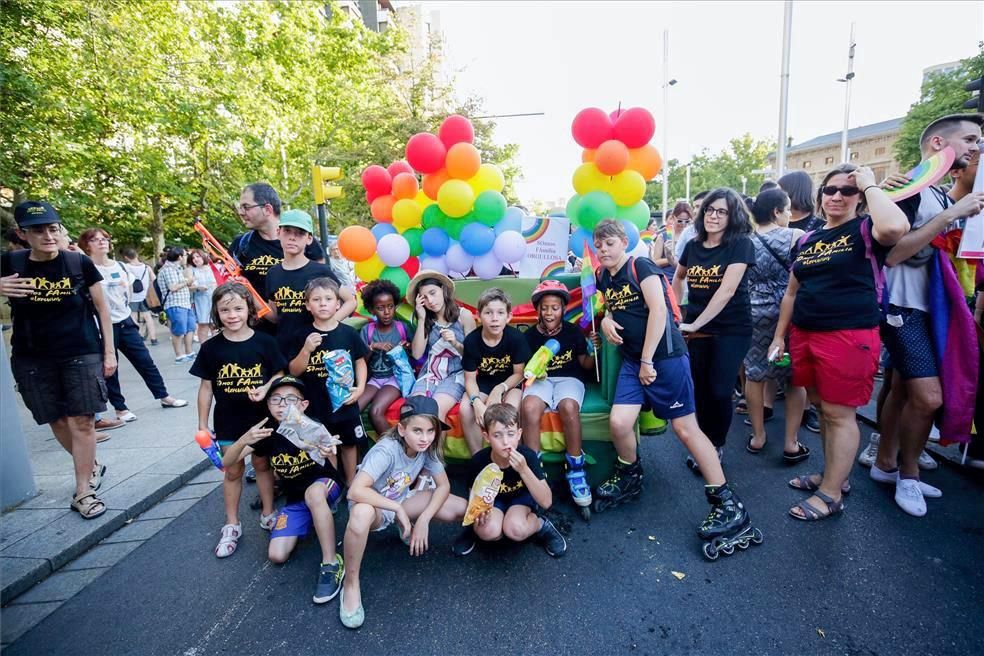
top-left (1, 251), bottom-right (103, 358)
top-left (229, 231), bottom-right (326, 299)
top-left (189, 331), bottom-right (288, 442)
top-left (523, 322), bottom-right (586, 381)
top-left (462, 326), bottom-right (531, 394)
top-left (265, 261), bottom-right (340, 355)
top-left (788, 213), bottom-right (824, 233)
top-left (469, 444), bottom-right (545, 505)
top-left (251, 431), bottom-right (341, 504)
top-left (679, 236), bottom-right (756, 335)
top-left (597, 256), bottom-right (686, 362)
top-left (791, 216), bottom-right (889, 331)
top-left (287, 321), bottom-right (369, 426)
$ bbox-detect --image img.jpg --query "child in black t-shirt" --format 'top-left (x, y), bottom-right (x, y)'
top-left (288, 277), bottom-right (369, 486)
top-left (454, 404), bottom-right (566, 558)
top-left (521, 280), bottom-right (598, 514)
top-left (221, 375), bottom-right (345, 604)
top-left (460, 288), bottom-right (531, 455)
top-left (190, 282), bottom-right (287, 558)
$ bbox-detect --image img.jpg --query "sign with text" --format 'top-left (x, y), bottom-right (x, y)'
top-left (519, 216), bottom-right (570, 278)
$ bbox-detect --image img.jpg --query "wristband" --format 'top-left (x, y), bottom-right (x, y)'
top-left (470, 395), bottom-right (480, 404)
top-left (641, 360), bottom-right (654, 366)
top-left (863, 185), bottom-right (878, 195)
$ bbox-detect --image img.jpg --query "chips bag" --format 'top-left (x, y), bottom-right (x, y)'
top-left (387, 344), bottom-right (416, 397)
top-left (322, 349), bottom-right (355, 411)
top-left (463, 463), bottom-right (503, 526)
top-left (276, 403), bottom-right (341, 467)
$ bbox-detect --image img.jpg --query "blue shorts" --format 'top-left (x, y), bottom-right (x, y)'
top-left (613, 355), bottom-right (696, 420)
top-left (493, 492), bottom-right (538, 513)
top-left (165, 306), bottom-right (196, 336)
top-left (881, 306), bottom-right (938, 380)
top-left (270, 478), bottom-right (341, 539)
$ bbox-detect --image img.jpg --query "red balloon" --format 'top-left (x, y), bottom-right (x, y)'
top-left (387, 160), bottom-right (414, 179)
top-left (406, 132), bottom-right (447, 174)
top-left (571, 107), bottom-right (614, 149)
top-left (361, 165), bottom-right (392, 197)
top-left (438, 115), bottom-right (475, 149)
top-left (365, 188), bottom-right (382, 205)
top-left (613, 107), bottom-right (656, 148)
top-left (609, 108), bottom-right (625, 122)
top-left (401, 256), bottom-right (420, 278)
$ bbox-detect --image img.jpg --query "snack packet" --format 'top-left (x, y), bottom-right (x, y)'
top-left (463, 463), bottom-right (503, 526)
top-left (387, 344), bottom-right (416, 397)
top-left (322, 349), bottom-right (355, 410)
top-left (276, 403), bottom-right (341, 467)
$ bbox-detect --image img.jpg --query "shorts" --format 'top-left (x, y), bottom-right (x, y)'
top-left (612, 356), bottom-right (696, 420)
top-left (367, 375), bottom-right (400, 390)
top-left (129, 300), bottom-right (151, 313)
top-left (880, 305), bottom-right (938, 380)
top-left (790, 325), bottom-right (879, 407)
top-left (523, 377), bottom-right (585, 411)
top-left (165, 306), bottom-right (196, 336)
top-left (493, 492), bottom-right (538, 513)
top-left (11, 353), bottom-right (108, 425)
top-left (325, 414), bottom-right (367, 447)
top-left (410, 372), bottom-right (465, 401)
top-left (373, 490), bottom-right (419, 532)
top-left (270, 478), bottom-right (342, 539)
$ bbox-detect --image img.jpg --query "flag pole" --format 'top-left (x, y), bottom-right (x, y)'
top-left (590, 310), bottom-right (600, 383)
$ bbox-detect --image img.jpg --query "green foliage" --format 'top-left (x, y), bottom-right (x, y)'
top-left (895, 45), bottom-right (984, 170)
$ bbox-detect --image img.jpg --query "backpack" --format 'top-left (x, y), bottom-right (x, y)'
top-left (131, 263), bottom-right (147, 294)
top-left (150, 275), bottom-right (170, 313)
top-left (365, 319), bottom-right (408, 343)
top-left (796, 218), bottom-right (885, 309)
top-left (232, 230), bottom-right (254, 266)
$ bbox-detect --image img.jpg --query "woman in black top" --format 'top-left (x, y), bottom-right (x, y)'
top-left (671, 188), bottom-right (755, 467)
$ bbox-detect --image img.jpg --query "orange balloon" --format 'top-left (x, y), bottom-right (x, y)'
top-left (370, 194), bottom-right (396, 223)
top-left (392, 172), bottom-right (419, 200)
top-left (582, 148), bottom-right (596, 163)
top-left (595, 140), bottom-right (630, 176)
top-left (422, 169), bottom-right (450, 200)
top-left (337, 225), bottom-right (377, 262)
top-left (445, 142), bottom-right (481, 180)
top-left (626, 145), bottom-right (663, 181)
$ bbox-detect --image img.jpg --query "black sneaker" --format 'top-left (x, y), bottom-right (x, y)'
top-left (537, 517), bottom-right (567, 557)
top-left (802, 407), bottom-right (820, 433)
top-left (451, 528), bottom-right (476, 556)
top-left (313, 556), bottom-right (344, 604)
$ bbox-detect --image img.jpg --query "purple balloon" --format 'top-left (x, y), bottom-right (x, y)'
top-left (445, 242), bottom-right (474, 274)
top-left (495, 207), bottom-right (526, 236)
top-left (377, 233), bottom-right (410, 267)
top-left (419, 255), bottom-right (448, 275)
top-left (493, 231), bottom-right (527, 265)
top-left (472, 251), bottom-right (503, 280)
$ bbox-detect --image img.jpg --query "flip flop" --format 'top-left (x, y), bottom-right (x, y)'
top-left (782, 443), bottom-right (811, 465)
top-left (745, 434), bottom-right (765, 454)
top-left (789, 489), bottom-right (844, 521)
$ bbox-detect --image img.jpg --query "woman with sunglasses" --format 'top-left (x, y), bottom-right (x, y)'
top-left (651, 201), bottom-right (692, 281)
top-left (769, 164), bottom-right (908, 521)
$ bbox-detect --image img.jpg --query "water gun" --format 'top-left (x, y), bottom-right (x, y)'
top-left (194, 430), bottom-right (224, 471)
top-left (768, 348), bottom-right (791, 368)
top-left (463, 463), bottom-right (503, 526)
top-left (323, 349), bottom-right (355, 410)
top-left (523, 339), bottom-right (560, 387)
top-left (193, 220), bottom-right (270, 318)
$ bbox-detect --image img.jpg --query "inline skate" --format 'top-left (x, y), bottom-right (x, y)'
top-left (593, 458), bottom-right (643, 513)
top-left (698, 483), bottom-right (763, 560)
top-left (565, 452), bottom-right (592, 521)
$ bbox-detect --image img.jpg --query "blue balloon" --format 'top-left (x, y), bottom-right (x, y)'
top-left (371, 223), bottom-right (397, 241)
top-left (569, 227), bottom-right (595, 257)
top-left (495, 209), bottom-right (524, 237)
top-left (621, 219), bottom-right (640, 251)
top-left (421, 227), bottom-right (450, 257)
top-left (459, 222), bottom-right (496, 256)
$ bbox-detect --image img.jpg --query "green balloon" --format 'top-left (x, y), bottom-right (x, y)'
top-left (379, 266), bottom-right (411, 299)
top-left (421, 203), bottom-right (446, 230)
top-left (403, 227), bottom-right (424, 257)
top-left (565, 194), bottom-right (582, 226)
top-left (616, 200), bottom-right (651, 231)
top-left (445, 215), bottom-right (466, 240)
top-left (473, 190), bottom-right (507, 227)
top-left (578, 191), bottom-right (617, 230)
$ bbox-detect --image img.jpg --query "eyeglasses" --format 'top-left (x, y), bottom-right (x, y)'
top-left (268, 394), bottom-right (301, 406)
top-left (236, 202), bottom-right (264, 213)
top-left (88, 237), bottom-right (111, 244)
top-left (704, 207), bottom-right (729, 218)
top-left (821, 185), bottom-right (861, 197)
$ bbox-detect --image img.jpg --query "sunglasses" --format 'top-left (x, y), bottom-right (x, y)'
top-left (821, 185), bottom-right (861, 197)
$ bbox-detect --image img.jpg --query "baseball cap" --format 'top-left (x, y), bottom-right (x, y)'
top-left (279, 209), bottom-right (314, 234)
top-left (14, 201), bottom-right (61, 228)
top-left (264, 375), bottom-right (307, 401)
top-left (399, 395), bottom-right (451, 431)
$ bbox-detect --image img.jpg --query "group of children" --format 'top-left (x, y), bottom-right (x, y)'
top-left (189, 214), bottom-right (759, 629)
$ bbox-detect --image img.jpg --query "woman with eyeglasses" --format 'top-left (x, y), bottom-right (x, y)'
top-left (671, 188), bottom-right (756, 471)
top-left (769, 164), bottom-right (908, 521)
top-left (651, 201), bottom-right (692, 281)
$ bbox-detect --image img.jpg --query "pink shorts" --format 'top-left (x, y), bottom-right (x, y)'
top-left (367, 376), bottom-right (400, 390)
top-left (790, 325), bottom-right (879, 408)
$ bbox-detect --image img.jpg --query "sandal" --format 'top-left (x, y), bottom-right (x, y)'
top-left (782, 443), bottom-right (811, 465)
top-left (735, 399), bottom-right (748, 415)
top-left (89, 462), bottom-right (107, 491)
top-left (71, 490), bottom-right (107, 519)
top-left (746, 434), bottom-right (765, 454)
top-left (789, 489), bottom-right (844, 521)
top-left (788, 472), bottom-right (851, 495)
top-left (215, 523), bottom-right (242, 558)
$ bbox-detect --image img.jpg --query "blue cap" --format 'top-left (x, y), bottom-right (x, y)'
top-left (14, 201), bottom-right (61, 228)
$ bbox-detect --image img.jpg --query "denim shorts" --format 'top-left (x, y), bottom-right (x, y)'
top-left (165, 306), bottom-right (196, 336)
top-left (11, 353), bottom-right (108, 425)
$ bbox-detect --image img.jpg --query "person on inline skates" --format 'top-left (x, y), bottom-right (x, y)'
top-left (593, 219), bottom-right (761, 558)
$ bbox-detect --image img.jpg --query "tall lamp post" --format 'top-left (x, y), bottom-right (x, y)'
top-left (661, 29), bottom-right (677, 220)
top-left (837, 22), bottom-right (857, 163)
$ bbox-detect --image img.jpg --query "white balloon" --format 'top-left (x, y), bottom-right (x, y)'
top-left (492, 231), bottom-right (527, 265)
top-left (445, 243), bottom-right (474, 274)
top-left (473, 251), bottom-right (503, 280)
top-left (377, 233), bottom-right (410, 267)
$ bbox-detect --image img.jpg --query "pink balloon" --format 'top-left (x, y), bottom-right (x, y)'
top-left (571, 108), bottom-right (614, 149)
top-left (387, 160), bottom-right (414, 179)
top-left (361, 165), bottom-right (392, 197)
top-left (613, 107), bottom-right (656, 148)
top-left (406, 133), bottom-right (447, 174)
top-left (609, 108), bottom-right (625, 122)
top-left (439, 115), bottom-right (475, 149)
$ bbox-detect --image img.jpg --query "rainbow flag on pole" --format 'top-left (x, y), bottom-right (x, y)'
top-left (579, 240), bottom-right (601, 328)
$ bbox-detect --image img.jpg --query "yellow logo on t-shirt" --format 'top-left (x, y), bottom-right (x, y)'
top-left (244, 255), bottom-right (280, 272)
top-left (28, 276), bottom-right (74, 303)
top-left (547, 348), bottom-right (574, 372)
top-left (604, 283), bottom-right (638, 312)
top-left (305, 348), bottom-right (331, 377)
top-left (272, 286), bottom-right (305, 313)
top-left (215, 362), bottom-right (264, 393)
top-left (687, 263), bottom-right (723, 291)
top-left (479, 354), bottom-right (512, 377)
top-left (797, 235), bottom-right (852, 267)
top-left (270, 449), bottom-right (314, 477)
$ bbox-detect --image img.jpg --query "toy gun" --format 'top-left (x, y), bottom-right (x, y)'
top-left (523, 339), bottom-right (560, 387)
top-left (768, 348), bottom-right (791, 368)
top-left (194, 430), bottom-right (224, 471)
top-left (193, 220), bottom-right (270, 318)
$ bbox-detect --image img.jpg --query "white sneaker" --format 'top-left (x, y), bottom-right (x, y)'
top-left (927, 426), bottom-right (940, 443)
top-left (870, 465), bottom-right (942, 498)
top-left (895, 478), bottom-right (926, 517)
top-left (857, 432), bottom-right (880, 467)
top-left (917, 449), bottom-right (938, 470)
top-left (117, 410), bottom-right (138, 422)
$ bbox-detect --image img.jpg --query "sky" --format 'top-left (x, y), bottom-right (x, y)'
top-left (419, 0), bottom-right (983, 206)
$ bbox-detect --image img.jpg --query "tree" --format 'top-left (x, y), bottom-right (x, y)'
top-left (895, 45), bottom-right (984, 170)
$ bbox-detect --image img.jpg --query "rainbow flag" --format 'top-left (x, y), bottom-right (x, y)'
top-left (579, 240), bottom-right (601, 328)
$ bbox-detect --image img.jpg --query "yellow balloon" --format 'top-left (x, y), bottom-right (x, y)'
top-left (468, 163), bottom-right (505, 194)
top-left (354, 254), bottom-right (385, 282)
top-left (437, 179), bottom-right (475, 218)
top-left (392, 198), bottom-right (422, 231)
top-left (608, 169), bottom-right (647, 206)
top-left (572, 162), bottom-right (608, 195)
top-left (415, 190), bottom-right (434, 208)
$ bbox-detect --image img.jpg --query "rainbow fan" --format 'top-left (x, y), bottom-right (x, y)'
top-left (883, 146), bottom-right (955, 202)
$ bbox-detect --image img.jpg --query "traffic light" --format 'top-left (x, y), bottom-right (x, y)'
top-left (312, 165), bottom-right (343, 204)
top-left (965, 77), bottom-right (984, 112)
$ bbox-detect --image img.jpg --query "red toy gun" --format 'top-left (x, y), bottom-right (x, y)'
top-left (193, 220), bottom-right (271, 318)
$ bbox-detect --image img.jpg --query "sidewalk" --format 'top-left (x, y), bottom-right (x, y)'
top-left (1, 337), bottom-right (209, 604)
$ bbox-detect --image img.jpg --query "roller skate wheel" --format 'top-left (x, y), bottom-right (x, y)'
top-left (751, 528), bottom-right (764, 545)
top-left (593, 499), bottom-right (610, 513)
top-left (702, 541), bottom-right (719, 560)
top-left (721, 543), bottom-right (735, 555)
top-left (737, 539), bottom-right (750, 550)
top-left (578, 506), bottom-right (591, 522)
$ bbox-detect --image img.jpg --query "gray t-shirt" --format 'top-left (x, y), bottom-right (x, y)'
top-left (674, 224), bottom-right (696, 260)
top-left (357, 436), bottom-right (444, 503)
top-left (885, 187), bottom-right (951, 312)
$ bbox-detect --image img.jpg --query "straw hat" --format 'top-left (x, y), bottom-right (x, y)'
top-left (406, 269), bottom-right (455, 303)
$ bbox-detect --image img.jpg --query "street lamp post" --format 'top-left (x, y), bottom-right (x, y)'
top-left (661, 29), bottom-right (676, 221)
top-left (776, 0), bottom-right (793, 177)
top-left (838, 23), bottom-right (857, 163)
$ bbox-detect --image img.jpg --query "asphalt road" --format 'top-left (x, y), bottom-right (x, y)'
top-left (7, 408), bottom-right (984, 656)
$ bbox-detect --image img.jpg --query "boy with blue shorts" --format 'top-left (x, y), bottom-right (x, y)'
top-left (593, 220), bottom-right (755, 543)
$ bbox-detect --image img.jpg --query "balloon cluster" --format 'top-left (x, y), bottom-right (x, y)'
top-left (566, 107), bottom-right (662, 257)
top-left (338, 115), bottom-right (528, 292)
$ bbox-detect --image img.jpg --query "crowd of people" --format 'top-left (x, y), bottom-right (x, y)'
top-left (2, 112), bottom-right (982, 629)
